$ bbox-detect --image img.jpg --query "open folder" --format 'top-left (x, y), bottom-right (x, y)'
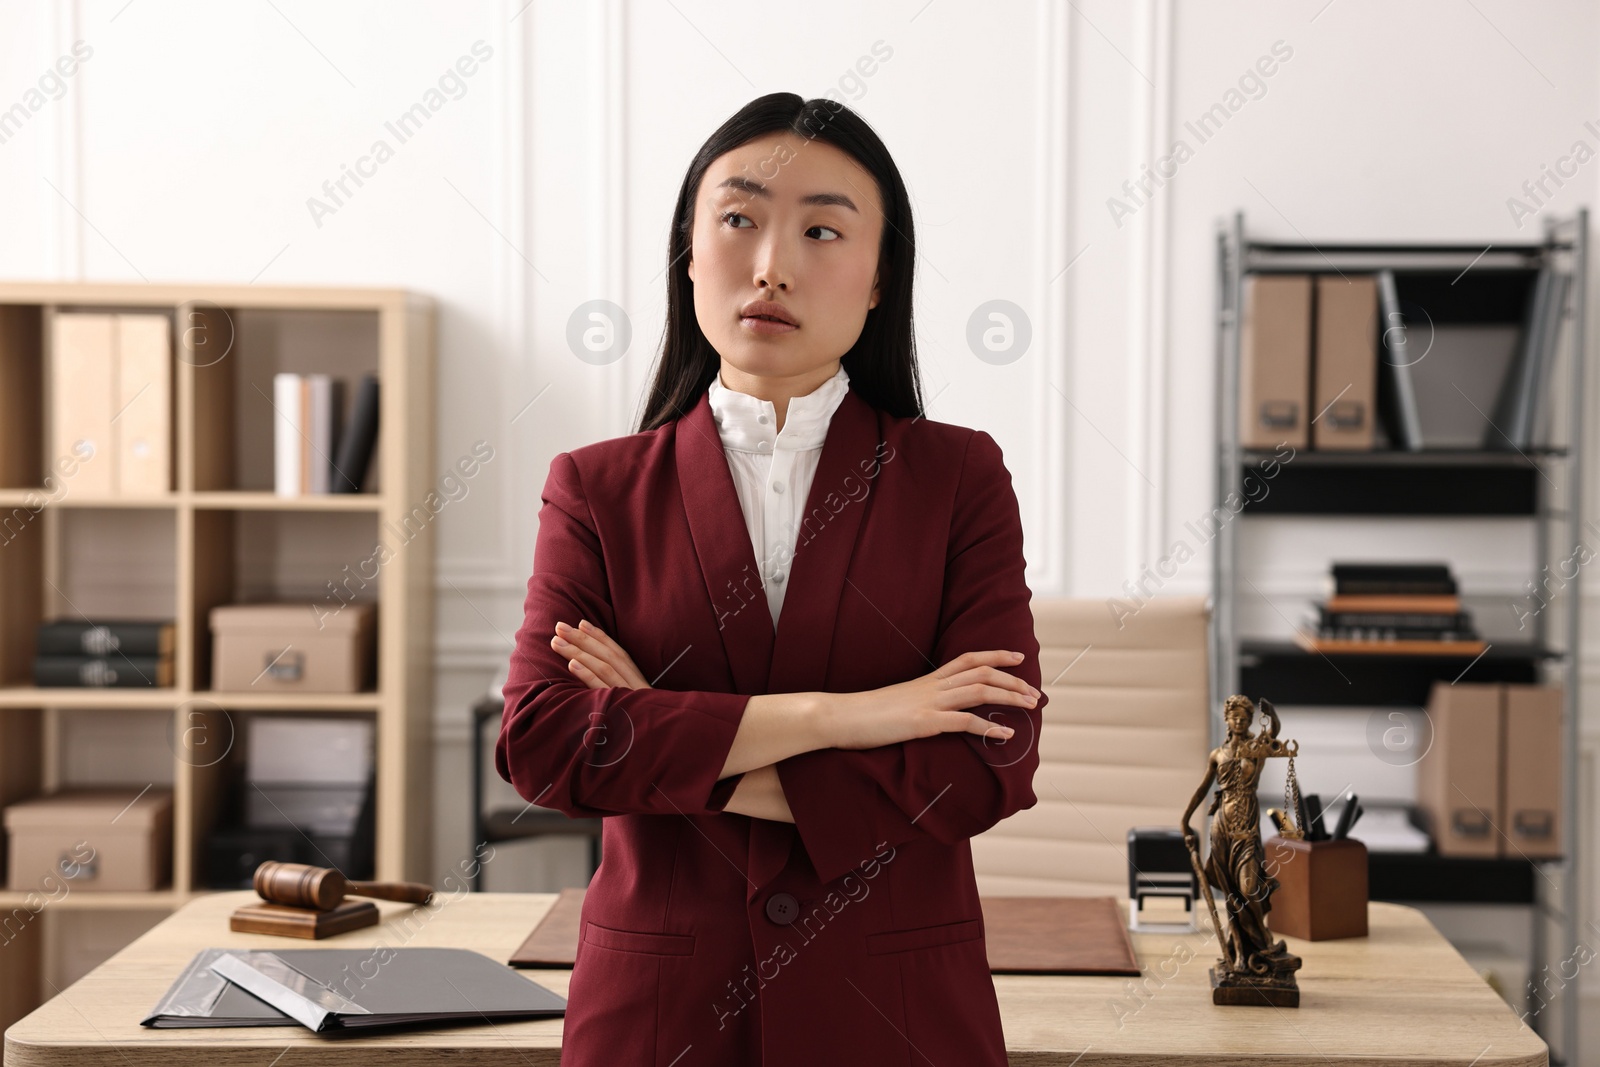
top-left (141, 946), bottom-right (566, 1033)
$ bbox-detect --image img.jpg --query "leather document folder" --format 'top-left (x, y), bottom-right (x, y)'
top-left (143, 946), bottom-right (566, 1032)
top-left (509, 888), bottom-right (1139, 976)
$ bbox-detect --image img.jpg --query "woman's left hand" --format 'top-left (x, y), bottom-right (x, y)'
top-left (552, 620), bottom-right (652, 690)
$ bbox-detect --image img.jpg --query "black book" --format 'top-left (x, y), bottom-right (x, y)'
top-left (332, 374), bottom-right (380, 493)
top-left (36, 619), bottom-right (175, 658)
top-left (1318, 607), bottom-right (1475, 631)
top-left (141, 946), bottom-right (566, 1033)
top-left (34, 655), bottom-right (173, 688)
top-left (1330, 562), bottom-right (1457, 596)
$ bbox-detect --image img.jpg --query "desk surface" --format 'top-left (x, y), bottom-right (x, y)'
top-left (4, 890), bottom-right (1546, 1066)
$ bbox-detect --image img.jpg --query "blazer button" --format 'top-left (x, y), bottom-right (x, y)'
top-left (765, 892), bottom-right (799, 925)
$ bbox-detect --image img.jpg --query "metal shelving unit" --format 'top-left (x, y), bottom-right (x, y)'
top-left (1210, 211), bottom-right (1587, 1065)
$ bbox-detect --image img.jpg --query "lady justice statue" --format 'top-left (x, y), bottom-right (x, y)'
top-left (1180, 694), bottom-right (1303, 1007)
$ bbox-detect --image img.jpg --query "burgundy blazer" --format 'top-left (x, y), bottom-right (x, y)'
top-left (496, 379), bottom-right (1046, 1066)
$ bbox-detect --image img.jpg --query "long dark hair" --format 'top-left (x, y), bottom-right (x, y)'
top-left (634, 92), bottom-right (923, 433)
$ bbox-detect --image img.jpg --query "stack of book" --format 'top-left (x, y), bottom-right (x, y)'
top-left (273, 372), bottom-right (379, 495)
top-left (34, 619), bottom-right (176, 687)
top-left (1297, 562), bottom-right (1484, 655)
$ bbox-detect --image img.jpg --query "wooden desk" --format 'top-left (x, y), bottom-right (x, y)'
top-left (4, 890), bottom-right (1546, 1066)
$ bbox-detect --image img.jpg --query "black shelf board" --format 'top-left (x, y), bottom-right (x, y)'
top-left (1239, 639), bottom-right (1554, 706)
top-left (1240, 448), bottom-right (1567, 466)
top-left (1237, 457), bottom-right (1539, 515)
top-left (1367, 851), bottom-right (1540, 905)
top-left (1243, 239), bottom-right (1549, 255)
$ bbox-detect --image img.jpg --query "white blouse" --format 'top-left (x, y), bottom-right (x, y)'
top-left (706, 363), bottom-right (852, 630)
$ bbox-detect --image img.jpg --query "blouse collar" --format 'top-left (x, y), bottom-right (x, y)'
top-left (707, 364), bottom-right (851, 454)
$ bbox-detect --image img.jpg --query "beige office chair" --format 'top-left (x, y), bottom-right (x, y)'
top-left (972, 595), bottom-right (1211, 896)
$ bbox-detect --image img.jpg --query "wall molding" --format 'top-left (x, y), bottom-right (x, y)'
top-left (1127, 0), bottom-right (1174, 573)
top-left (1035, 0), bottom-right (1071, 596)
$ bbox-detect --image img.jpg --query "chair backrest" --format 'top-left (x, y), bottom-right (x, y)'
top-left (972, 595), bottom-right (1211, 897)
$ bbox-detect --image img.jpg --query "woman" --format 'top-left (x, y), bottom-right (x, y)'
top-left (496, 92), bottom-right (1046, 1066)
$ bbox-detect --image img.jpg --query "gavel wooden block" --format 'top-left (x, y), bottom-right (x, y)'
top-left (227, 861), bottom-right (437, 940)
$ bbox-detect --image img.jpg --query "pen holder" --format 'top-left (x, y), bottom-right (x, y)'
top-left (1264, 834), bottom-right (1369, 940)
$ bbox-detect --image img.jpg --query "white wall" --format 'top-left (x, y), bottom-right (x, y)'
top-left (1, 0), bottom-right (1596, 1057)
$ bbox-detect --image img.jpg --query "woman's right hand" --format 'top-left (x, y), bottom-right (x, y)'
top-left (821, 650), bottom-right (1040, 751)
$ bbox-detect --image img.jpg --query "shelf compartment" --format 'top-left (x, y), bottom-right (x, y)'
top-left (189, 509), bottom-right (381, 693)
top-left (1239, 639), bottom-right (1551, 706)
top-left (186, 306), bottom-right (382, 497)
top-left (1237, 459), bottom-right (1539, 515)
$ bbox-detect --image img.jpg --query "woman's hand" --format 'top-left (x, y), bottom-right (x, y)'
top-left (821, 649), bottom-right (1039, 750)
top-left (551, 620), bottom-right (651, 690)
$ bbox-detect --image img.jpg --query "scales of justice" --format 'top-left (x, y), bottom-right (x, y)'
top-left (1180, 693), bottom-right (1306, 1008)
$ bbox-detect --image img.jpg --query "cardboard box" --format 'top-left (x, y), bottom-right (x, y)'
top-left (1415, 681), bottom-right (1564, 859)
top-left (1265, 835), bottom-right (1368, 940)
top-left (1312, 275), bottom-right (1378, 450)
top-left (1416, 682), bottom-right (1501, 857)
top-left (4, 788), bottom-right (172, 892)
top-left (210, 602), bottom-right (375, 693)
top-left (1502, 683), bottom-right (1563, 859)
top-left (1239, 274), bottom-right (1312, 449)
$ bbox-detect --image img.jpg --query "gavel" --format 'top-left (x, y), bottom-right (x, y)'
top-left (253, 860), bottom-right (435, 911)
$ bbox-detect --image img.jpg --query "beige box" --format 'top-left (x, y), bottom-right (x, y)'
top-left (1417, 681), bottom-right (1501, 858)
top-left (4, 788), bottom-right (172, 892)
top-left (1312, 275), bottom-right (1378, 450)
top-left (1239, 274), bottom-right (1313, 449)
top-left (1502, 683), bottom-right (1563, 859)
top-left (211, 601), bottom-right (375, 692)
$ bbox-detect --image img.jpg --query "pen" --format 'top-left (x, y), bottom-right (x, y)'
top-left (1332, 791), bottom-right (1359, 840)
top-left (1305, 794), bottom-right (1326, 841)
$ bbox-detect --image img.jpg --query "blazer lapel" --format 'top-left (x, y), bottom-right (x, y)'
top-left (676, 382), bottom-right (884, 895)
top-left (676, 389), bottom-right (775, 695)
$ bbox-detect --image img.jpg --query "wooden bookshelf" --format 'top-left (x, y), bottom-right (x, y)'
top-left (0, 282), bottom-right (435, 1030)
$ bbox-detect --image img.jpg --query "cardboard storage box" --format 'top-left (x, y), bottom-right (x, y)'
top-left (4, 788), bottom-right (172, 892)
top-left (211, 602), bottom-right (375, 692)
top-left (1416, 681), bottom-right (1564, 859)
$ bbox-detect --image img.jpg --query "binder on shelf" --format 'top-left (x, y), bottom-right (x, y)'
top-left (332, 373), bottom-right (379, 492)
top-left (273, 372), bottom-right (301, 496)
top-left (1495, 266), bottom-right (1567, 450)
top-left (1312, 275), bottom-right (1378, 450)
top-left (50, 312), bottom-right (172, 496)
top-left (1239, 273), bottom-right (1312, 449)
top-left (308, 374), bottom-right (341, 494)
top-left (1502, 683), bottom-right (1563, 859)
top-left (1375, 270), bottom-right (1423, 450)
top-left (1416, 682), bottom-right (1502, 858)
top-left (115, 314), bottom-right (172, 494)
top-left (275, 372), bottom-right (369, 495)
top-left (50, 312), bottom-right (116, 494)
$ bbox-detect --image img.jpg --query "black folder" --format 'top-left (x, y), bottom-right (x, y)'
top-left (142, 946), bottom-right (566, 1033)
